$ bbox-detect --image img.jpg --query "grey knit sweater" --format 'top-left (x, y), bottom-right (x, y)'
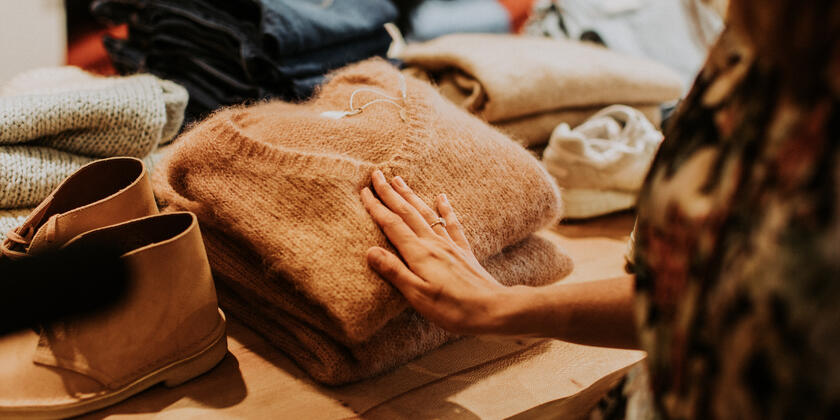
top-left (0, 67), bottom-right (187, 210)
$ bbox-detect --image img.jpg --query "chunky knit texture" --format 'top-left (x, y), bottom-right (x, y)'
top-left (154, 59), bottom-right (571, 382)
top-left (0, 209), bottom-right (29, 238)
top-left (0, 67), bottom-right (187, 209)
top-left (401, 34), bottom-right (682, 146)
top-left (0, 146), bottom-right (172, 237)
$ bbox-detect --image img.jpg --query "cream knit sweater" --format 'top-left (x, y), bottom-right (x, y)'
top-left (401, 34), bottom-right (683, 122)
top-left (155, 59), bottom-right (573, 383)
top-left (0, 209), bottom-right (28, 238)
top-left (401, 34), bottom-right (683, 146)
top-left (0, 67), bottom-right (187, 209)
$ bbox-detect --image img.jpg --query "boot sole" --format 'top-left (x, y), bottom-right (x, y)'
top-left (1, 310), bottom-right (228, 420)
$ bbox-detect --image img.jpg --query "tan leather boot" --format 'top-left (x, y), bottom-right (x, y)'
top-left (0, 157), bottom-right (158, 259)
top-left (0, 212), bottom-right (227, 419)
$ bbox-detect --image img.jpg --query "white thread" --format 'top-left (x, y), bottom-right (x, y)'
top-left (320, 72), bottom-right (408, 121)
top-left (349, 88), bottom-right (402, 110)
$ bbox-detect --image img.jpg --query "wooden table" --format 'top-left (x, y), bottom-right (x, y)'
top-left (80, 213), bottom-right (644, 419)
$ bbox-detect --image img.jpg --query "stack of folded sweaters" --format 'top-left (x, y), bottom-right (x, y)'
top-left (91, 0), bottom-right (398, 119)
top-left (523, 0), bottom-right (722, 89)
top-left (154, 59), bottom-right (574, 384)
top-left (400, 34), bottom-right (684, 147)
top-left (0, 67), bottom-right (187, 235)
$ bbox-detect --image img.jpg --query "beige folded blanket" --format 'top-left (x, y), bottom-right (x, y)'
top-left (154, 59), bottom-right (569, 382)
top-left (400, 34), bottom-right (682, 122)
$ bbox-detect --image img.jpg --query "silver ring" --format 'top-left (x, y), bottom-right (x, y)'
top-left (429, 217), bottom-right (447, 229)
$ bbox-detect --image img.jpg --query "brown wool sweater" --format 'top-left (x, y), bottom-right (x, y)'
top-left (205, 227), bottom-right (571, 384)
top-left (154, 59), bottom-right (571, 380)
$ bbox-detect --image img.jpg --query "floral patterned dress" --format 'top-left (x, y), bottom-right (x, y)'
top-left (603, 16), bottom-right (840, 420)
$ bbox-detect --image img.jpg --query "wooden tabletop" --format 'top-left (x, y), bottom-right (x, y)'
top-left (79, 213), bottom-right (644, 420)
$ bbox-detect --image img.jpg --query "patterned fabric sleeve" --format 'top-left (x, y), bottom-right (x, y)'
top-left (627, 19), bottom-right (840, 420)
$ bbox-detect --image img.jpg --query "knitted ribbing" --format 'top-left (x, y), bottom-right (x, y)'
top-left (155, 58), bottom-right (563, 346)
top-left (0, 67), bottom-right (187, 209)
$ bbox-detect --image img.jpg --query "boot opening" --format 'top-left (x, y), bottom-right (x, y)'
top-left (51, 158), bottom-right (146, 215)
top-left (64, 213), bottom-right (195, 256)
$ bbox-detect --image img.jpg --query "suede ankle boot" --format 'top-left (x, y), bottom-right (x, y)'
top-left (0, 157), bottom-right (158, 259)
top-left (0, 212), bottom-right (227, 419)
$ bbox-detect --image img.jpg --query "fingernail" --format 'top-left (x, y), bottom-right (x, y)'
top-left (368, 247), bottom-right (385, 261)
top-left (394, 176), bottom-right (407, 188)
top-left (440, 193), bottom-right (449, 203)
top-left (360, 187), bottom-right (370, 197)
top-left (373, 169), bottom-right (384, 181)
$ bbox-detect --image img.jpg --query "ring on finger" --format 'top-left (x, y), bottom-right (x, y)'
top-left (429, 217), bottom-right (447, 229)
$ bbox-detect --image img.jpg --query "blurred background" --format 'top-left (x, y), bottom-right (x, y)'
top-left (0, 0), bottom-right (726, 85)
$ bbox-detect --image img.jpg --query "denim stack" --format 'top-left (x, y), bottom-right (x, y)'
top-left (91, 0), bottom-right (398, 118)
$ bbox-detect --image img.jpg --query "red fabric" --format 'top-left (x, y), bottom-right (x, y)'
top-left (498, 0), bottom-right (536, 32)
top-left (67, 25), bottom-right (127, 75)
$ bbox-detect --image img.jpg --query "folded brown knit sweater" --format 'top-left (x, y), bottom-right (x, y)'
top-left (206, 227), bottom-right (571, 384)
top-left (155, 59), bottom-right (572, 382)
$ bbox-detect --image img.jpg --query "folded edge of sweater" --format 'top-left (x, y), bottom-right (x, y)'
top-left (495, 103), bottom-right (662, 147)
top-left (203, 226), bottom-right (572, 385)
top-left (0, 67), bottom-right (187, 209)
top-left (400, 34), bottom-right (683, 123)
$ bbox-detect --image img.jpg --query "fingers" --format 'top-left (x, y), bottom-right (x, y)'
top-left (391, 176), bottom-right (451, 238)
top-left (370, 170), bottom-right (436, 237)
top-left (437, 194), bottom-right (472, 251)
top-left (366, 247), bottom-right (430, 301)
top-left (361, 187), bottom-right (423, 258)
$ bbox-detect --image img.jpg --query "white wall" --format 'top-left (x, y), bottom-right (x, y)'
top-left (0, 0), bottom-right (66, 82)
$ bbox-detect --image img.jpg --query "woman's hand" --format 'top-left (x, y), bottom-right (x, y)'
top-left (361, 170), bottom-right (639, 348)
top-left (360, 170), bottom-right (514, 335)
